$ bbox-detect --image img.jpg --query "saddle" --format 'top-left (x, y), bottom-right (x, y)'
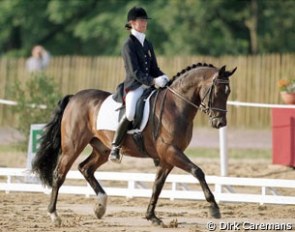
top-left (97, 88), bottom-right (155, 133)
top-left (96, 87), bottom-right (160, 164)
top-left (117, 88), bottom-right (155, 130)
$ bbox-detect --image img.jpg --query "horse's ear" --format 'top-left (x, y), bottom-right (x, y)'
top-left (221, 66), bottom-right (237, 78)
top-left (228, 67), bottom-right (237, 77)
top-left (219, 65), bottom-right (226, 75)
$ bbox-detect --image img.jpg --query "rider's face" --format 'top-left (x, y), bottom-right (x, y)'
top-left (130, 18), bottom-right (148, 33)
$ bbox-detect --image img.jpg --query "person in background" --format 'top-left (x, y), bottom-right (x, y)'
top-left (26, 45), bottom-right (50, 72)
top-left (109, 6), bottom-right (169, 163)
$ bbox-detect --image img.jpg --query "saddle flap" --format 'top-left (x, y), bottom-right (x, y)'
top-left (96, 90), bottom-right (155, 134)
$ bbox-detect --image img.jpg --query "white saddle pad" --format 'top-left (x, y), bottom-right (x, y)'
top-left (96, 91), bottom-right (155, 134)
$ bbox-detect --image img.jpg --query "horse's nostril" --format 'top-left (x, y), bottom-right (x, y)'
top-left (212, 118), bottom-right (227, 128)
top-left (218, 121), bottom-right (227, 128)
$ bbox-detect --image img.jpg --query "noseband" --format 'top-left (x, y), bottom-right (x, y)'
top-left (167, 77), bottom-right (229, 117)
top-left (199, 78), bottom-right (229, 115)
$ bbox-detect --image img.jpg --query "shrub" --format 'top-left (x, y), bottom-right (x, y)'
top-left (12, 73), bottom-right (62, 149)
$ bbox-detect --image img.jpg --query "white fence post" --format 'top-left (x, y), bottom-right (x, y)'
top-left (127, 180), bottom-right (135, 198)
top-left (219, 126), bottom-right (228, 177)
top-left (6, 175), bottom-right (11, 194)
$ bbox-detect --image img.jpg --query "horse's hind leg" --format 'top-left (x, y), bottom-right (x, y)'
top-left (48, 153), bottom-right (81, 225)
top-left (48, 139), bottom-right (90, 225)
top-left (78, 138), bottom-right (110, 219)
top-left (165, 146), bottom-right (221, 219)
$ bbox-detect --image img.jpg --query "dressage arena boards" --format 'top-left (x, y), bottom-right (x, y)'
top-left (0, 168), bottom-right (295, 205)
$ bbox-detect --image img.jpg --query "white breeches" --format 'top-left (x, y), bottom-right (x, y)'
top-left (125, 86), bottom-right (146, 121)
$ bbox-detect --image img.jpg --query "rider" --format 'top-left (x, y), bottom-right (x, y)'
top-left (109, 6), bottom-right (169, 163)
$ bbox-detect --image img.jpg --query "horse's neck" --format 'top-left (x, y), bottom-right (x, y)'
top-left (169, 74), bottom-right (201, 121)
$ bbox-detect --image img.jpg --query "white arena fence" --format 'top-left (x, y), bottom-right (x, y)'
top-left (0, 168), bottom-right (294, 205)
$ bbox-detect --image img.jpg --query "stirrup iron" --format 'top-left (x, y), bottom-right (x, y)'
top-left (109, 146), bottom-right (122, 163)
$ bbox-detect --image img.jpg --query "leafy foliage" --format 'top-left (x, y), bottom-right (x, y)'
top-left (0, 0), bottom-right (294, 56)
top-left (12, 73), bottom-right (61, 149)
top-left (277, 79), bottom-right (295, 93)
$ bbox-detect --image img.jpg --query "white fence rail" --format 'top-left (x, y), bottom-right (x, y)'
top-left (3, 98), bottom-right (295, 109)
top-left (0, 168), bottom-right (294, 205)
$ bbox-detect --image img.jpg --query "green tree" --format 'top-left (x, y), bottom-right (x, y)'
top-left (259, 0), bottom-right (295, 53)
top-left (0, 0), bottom-right (294, 56)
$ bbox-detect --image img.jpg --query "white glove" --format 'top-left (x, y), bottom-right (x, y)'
top-left (154, 75), bottom-right (169, 88)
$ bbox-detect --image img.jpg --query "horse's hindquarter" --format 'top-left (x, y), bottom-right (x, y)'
top-left (62, 89), bottom-right (111, 140)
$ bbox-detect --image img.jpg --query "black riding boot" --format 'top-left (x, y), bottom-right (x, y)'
top-left (109, 116), bottom-right (131, 163)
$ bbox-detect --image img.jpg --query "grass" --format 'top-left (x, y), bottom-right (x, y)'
top-left (0, 144), bottom-right (24, 153)
top-left (0, 144), bottom-right (272, 160)
top-left (185, 147), bottom-right (272, 159)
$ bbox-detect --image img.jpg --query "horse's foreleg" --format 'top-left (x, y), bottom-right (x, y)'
top-left (166, 146), bottom-right (221, 219)
top-left (191, 166), bottom-right (221, 218)
top-left (78, 144), bottom-right (109, 219)
top-left (146, 165), bottom-right (172, 225)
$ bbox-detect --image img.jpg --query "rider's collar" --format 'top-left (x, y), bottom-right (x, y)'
top-left (131, 29), bottom-right (145, 46)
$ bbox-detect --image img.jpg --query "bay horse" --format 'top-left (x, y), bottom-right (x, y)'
top-left (32, 63), bottom-right (236, 226)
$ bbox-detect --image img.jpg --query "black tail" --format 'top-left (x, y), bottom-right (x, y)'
top-left (31, 95), bottom-right (73, 187)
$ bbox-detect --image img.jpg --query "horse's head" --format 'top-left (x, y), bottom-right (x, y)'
top-left (199, 65), bottom-right (237, 128)
top-left (168, 63), bottom-right (236, 129)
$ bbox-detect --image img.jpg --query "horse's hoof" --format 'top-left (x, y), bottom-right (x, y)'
top-left (94, 193), bottom-right (107, 219)
top-left (210, 206), bottom-right (221, 219)
top-left (94, 202), bottom-right (106, 219)
top-left (149, 217), bottom-right (164, 226)
top-left (49, 212), bottom-right (62, 227)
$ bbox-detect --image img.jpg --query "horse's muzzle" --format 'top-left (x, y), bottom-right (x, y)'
top-left (210, 117), bottom-right (227, 129)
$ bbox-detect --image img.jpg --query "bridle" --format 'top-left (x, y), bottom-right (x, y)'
top-left (167, 76), bottom-right (230, 117)
top-left (153, 75), bottom-right (229, 140)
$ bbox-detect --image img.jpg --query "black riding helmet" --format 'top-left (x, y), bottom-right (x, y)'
top-left (125, 7), bottom-right (151, 29)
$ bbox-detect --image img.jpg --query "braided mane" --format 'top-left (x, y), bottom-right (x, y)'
top-left (169, 63), bottom-right (216, 85)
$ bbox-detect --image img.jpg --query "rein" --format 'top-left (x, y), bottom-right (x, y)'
top-left (152, 88), bottom-right (168, 140)
top-left (167, 86), bottom-right (200, 109)
top-left (167, 77), bottom-right (229, 115)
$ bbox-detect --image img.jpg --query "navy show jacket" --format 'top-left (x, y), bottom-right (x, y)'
top-left (122, 34), bottom-right (164, 93)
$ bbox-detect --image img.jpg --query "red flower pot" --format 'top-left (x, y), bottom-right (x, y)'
top-left (280, 92), bottom-right (295, 104)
